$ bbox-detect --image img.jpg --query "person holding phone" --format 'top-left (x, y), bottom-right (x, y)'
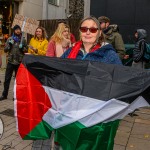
top-left (28, 27), bottom-right (48, 56)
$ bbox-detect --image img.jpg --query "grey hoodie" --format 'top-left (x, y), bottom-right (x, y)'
top-left (133, 29), bottom-right (147, 62)
top-left (137, 29), bottom-right (147, 40)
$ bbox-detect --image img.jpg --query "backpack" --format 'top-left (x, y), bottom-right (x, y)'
top-left (144, 43), bottom-right (150, 62)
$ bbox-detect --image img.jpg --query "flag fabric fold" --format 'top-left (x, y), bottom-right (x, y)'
top-left (15, 55), bottom-right (150, 150)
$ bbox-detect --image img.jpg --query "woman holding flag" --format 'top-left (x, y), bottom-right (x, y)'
top-left (15, 16), bottom-right (150, 150)
top-left (59, 16), bottom-right (122, 149)
top-left (62, 16), bottom-right (122, 64)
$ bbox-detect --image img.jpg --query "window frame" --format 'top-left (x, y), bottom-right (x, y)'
top-left (48, 0), bottom-right (59, 6)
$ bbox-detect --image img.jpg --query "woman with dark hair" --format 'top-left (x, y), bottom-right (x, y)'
top-left (28, 27), bottom-right (48, 55)
top-left (61, 16), bottom-right (122, 64)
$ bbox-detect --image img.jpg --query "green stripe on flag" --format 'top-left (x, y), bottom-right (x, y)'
top-left (55, 120), bottom-right (120, 150)
top-left (23, 120), bottom-right (53, 140)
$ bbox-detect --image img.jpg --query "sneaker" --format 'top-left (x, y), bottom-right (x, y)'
top-left (0, 95), bottom-right (7, 101)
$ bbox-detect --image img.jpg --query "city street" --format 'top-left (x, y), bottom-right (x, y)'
top-left (0, 69), bottom-right (150, 150)
top-left (0, 0), bottom-right (150, 150)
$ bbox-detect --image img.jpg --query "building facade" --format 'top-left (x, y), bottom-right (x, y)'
top-left (14, 0), bottom-right (90, 20)
top-left (90, 0), bottom-right (150, 43)
top-left (0, 0), bottom-right (91, 35)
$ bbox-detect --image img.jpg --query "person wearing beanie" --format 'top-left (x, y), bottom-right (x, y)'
top-left (13, 24), bottom-right (21, 31)
top-left (0, 24), bottom-right (27, 101)
top-left (98, 16), bottom-right (125, 60)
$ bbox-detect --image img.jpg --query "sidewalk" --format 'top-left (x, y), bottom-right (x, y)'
top-left (0, 70), bottom-right (33, 150)
top-left (0, 69), bottom-right (150, 150)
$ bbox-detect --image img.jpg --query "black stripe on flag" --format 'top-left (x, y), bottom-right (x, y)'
top-left (22, 55), bottom-right (150, 104)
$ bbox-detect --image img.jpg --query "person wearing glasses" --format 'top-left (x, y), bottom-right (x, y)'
top-left (61, 16), bottom-right (122, 65)
top-left (46, 23), bottom-right (71, 57)
top-left (58, 16), bottom-right (122, 150)
top-left (98, 16), bottom-right (125, 60)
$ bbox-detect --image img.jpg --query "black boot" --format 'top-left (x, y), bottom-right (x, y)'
top-left (0, 95), bottom-right (7, 101)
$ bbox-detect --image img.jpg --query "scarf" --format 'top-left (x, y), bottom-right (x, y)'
top-left (67, 41), bottom-right (100, 59)
top-left (12, 33), bottom-right (21, 43)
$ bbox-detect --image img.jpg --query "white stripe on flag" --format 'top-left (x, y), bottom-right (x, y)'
top-left (79, 96), bottom-right (149, 127)
top-left (14, 80), bottom-right (19, 131)
top-left (42, 86), bottom-right (149, 129)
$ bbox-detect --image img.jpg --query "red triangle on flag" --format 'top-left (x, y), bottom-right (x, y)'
top-left (16, 64), bottom-right (52, 138)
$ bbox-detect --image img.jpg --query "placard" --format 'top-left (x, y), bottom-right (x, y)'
top-left (12, 14), bottom-right (40, 35)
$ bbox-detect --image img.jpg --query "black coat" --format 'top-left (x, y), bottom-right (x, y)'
top-left (133, 29), bottom-right (147, 62)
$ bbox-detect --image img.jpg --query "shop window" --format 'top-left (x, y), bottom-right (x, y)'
top-left (48, 0), bottom-right (59, 6)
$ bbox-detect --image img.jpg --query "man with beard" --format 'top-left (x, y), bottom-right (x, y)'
top-left (98, 16), bottom-right (125, 60)
top-left (0, 25), bottom-right (27, 100)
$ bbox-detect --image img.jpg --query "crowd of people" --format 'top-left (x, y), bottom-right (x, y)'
top-left (0, 15), bottom-right (149, 102)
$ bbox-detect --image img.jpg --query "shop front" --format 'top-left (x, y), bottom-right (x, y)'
top-left (0, 0), bottom-right (13, 68)
top-left (0, 0), bottom-right (13, 43)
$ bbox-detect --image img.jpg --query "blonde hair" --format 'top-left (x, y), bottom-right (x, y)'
top-left (34, 27), bottom-right (47, 39)
top-left (50, 23), bottom-right (70, 43)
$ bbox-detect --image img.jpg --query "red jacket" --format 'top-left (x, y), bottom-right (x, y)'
top-left (46, 40), bottom-right (56, 57)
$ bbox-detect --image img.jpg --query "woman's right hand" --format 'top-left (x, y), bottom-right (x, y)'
top-left (28, 45), bottom-right (38, 53)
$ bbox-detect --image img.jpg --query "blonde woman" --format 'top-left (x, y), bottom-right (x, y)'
top-left (46, 23), bottom-right (71, 57)
top-left (28, 27), bottom-right (48, 55)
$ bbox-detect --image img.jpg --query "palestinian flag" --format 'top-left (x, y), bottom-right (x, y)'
top-left (15, 55), bottom-right (150, 150)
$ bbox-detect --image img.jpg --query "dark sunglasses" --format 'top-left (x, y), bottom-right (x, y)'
top-left (80, 27), bottom-right (98, 33)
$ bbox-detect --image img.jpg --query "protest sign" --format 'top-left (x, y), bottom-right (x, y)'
top-left (12, 14), bottom-right (39, 35)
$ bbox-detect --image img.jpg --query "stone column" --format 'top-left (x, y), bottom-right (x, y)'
top-left (42, 0), bottom-right (48, 20)
top-left (84, 0), bottom-right (91, 17)
top-left (69, 0), bottom-right (84, 19)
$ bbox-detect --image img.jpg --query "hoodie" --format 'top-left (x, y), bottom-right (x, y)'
top-left (133, 29), bottom-right (147, 62)
top-left (103, 24), bottom-right (125, 60)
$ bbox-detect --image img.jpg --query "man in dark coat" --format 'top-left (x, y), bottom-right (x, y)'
top-left (0, 25), bottom-right (27, 100)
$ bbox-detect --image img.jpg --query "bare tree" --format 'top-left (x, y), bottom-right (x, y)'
top-left (69, 0), bottom-right (84, 19)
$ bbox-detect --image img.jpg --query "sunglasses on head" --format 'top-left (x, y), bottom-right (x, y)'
top-left (80, 27), bottom-right (98, 33)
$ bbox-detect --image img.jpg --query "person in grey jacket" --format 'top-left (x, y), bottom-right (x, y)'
top-left (132, 29), bottom-right (147, 69)
top-left (0, 25), bottom-right (27, 100)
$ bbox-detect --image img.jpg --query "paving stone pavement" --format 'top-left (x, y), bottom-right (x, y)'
top-left (0, 69), bottom-right (150, 150)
